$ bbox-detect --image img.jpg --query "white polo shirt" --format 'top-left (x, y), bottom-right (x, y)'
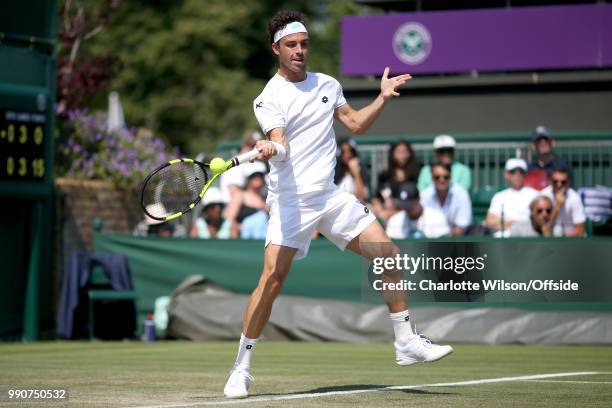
top-left (488, 186), bottom-right (539, 223)
top-left (253, 72), bottom-right (346, 200)
top-left (419, 183), bottom-right (473, 237)
top-left (542, 186), bottom-right (586, 236)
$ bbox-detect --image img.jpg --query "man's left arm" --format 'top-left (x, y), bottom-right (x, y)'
top-left (335, 67), bottom-right (411, 135)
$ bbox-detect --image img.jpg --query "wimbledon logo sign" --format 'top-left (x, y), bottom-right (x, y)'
top-left (392, 22), bottom-right (432, 65)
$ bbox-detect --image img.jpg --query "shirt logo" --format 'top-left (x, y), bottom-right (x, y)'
top-left (321, 96), bottom-right (328, 103)
top-left (255, 101), bottom-right (263, 108)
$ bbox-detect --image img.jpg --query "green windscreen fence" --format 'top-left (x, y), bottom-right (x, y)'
top-left (93, 233), bottom-right (612, 325)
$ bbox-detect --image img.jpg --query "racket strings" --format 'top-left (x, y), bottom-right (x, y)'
top-left (142, 162), bottom-right (209, 218)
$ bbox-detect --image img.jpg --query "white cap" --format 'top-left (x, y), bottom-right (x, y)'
top-left (202, 187), bottom-right (226, 207)
top-left (433, 134), bottom-right (456, 150)
top-left (505, 158), bottom-right (527, 172)
top-left (243, 160), bottom-right (268, 178)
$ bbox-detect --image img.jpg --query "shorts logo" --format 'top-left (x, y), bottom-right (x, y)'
top-left (246, 345), bottom-right (253, 349)
top-left (364, 206), bottom-right (369, 214)
top-left (322, 96), bottom-right (328, 103)
top-left (392, 22), bottom-right (432, 65)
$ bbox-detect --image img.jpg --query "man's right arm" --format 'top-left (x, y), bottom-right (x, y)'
top-left (485, 195), bottom-right (513, 230)
top-left (255, 127), bottom-right (289, 161)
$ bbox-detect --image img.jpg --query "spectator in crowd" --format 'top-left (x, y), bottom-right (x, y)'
top-left (219, 130), bottom-right (266, 204)
top-left (486, 158), bottom-right (539, 237)
top-left (240, 169), bottom-right (270, 240)
top-left (417, 134), bottom-right (471, 192)
top-left (225, 162), bottom-right (269, 239)
top-left (541, 166), bottom-right (586, 237)
top-left (133, 204), bottom-right (187, 238)
top-left (372, 141), bottom-right (421, 222)
top-left (525, 126), bottom-right (571, 190)
top-left (385, 199), bottom-right (424, 239)
top-left (189, 187), bottom-right (231, 239)
top-left (509, 196), bottom-right (554, 237)
top-left (418, 163), bottom-right (472, 237)
top-left (334, 137), bottom-right (368, 202)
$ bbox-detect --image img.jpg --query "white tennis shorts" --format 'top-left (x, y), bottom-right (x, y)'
top-left (265, 188), bottom-right (376, 260)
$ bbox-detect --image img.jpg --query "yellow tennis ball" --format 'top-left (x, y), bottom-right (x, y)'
top-left (209, 157), bottom-right (226, 174)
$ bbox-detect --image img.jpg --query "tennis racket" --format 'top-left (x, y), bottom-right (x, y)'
top-left (140, 148), bottom-right (261, 222)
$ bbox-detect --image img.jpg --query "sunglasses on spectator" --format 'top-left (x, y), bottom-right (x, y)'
top-left (433, 174), bottom-right (450, 181)
top-left (435, 148), bottom-right (454, 154)
top-left (536, 207), bottom-right (552, 214)
top-left (508, 168), bottom-right (525, 175)
top-left (552, 179), bottom-right (568, 185)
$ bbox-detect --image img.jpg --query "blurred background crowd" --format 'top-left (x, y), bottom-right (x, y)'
top-left (137, 125), bottom-right (609, 240)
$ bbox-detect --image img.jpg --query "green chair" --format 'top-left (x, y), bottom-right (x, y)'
top-left (88, 265), bottom-right (138, 340)
top-left (471, 187), bottom-right (502, 225)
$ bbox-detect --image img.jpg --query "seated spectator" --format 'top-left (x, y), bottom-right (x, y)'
top-left (372, 141), bottom-right (421, 222)
top-left (219, 130), bottom-right (266, 204)
top-left (418, 163), bottom-right (472, 237)
top-left (225, 162), bottom-right (269, 239)
top-left (486, 158), bottom-right (539, 237)
top-left (241, 210), bottom-right (269, 239)
top-left (189, 187), bottom-right (231, 239)
top-left (385, 199), bottom-right (424, 239)
top-left (525, 126), bottom-right (571, 190)
top-left (133, 204), bottom-right (186, 237)
top-left (541, 166), bottom-right (586, 237)
top-left (509, 196), bottom-right (554, 237)
top-left (417, 134), bottom-right (471, 192)
top-left (334, 137), bottom-right (368, 202)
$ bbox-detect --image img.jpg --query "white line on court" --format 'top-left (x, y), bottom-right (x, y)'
top-left (524, 380), bottom-right (612, 385)
top-left (129, 371), bottom-right (605, 408)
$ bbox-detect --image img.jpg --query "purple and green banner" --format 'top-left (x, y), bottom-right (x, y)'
top-left (341, 4), bottom-right (612, 76)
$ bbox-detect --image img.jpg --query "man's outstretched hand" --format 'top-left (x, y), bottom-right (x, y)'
top-left (380, 67), bottom-right (412, 101)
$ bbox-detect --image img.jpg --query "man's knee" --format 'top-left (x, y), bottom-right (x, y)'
top-left (259, 265), bottom-right (289, 297)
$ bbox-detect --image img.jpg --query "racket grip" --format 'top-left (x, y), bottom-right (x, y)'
top-left (233, 148), bottom-right (261, 166)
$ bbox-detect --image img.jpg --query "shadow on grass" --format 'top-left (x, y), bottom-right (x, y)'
top-left (190, 384), bottom-right (456, 401)
top-left (251, 384), bottom-right (456, 397)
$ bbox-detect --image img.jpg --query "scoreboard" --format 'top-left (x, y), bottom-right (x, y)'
top-left (0, 52), bottom-right (54, 197)
top-left (0, 109), bottom-right (47, 181)
top-left (0, 0), bottom-right (57, 341)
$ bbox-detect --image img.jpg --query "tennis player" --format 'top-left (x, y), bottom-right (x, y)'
top-left (224, 10), bottom-right (453, 399)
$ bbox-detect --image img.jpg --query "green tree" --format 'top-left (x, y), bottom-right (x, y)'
top-left (307, 0), bottom-right (369, 79)
top-left (83, 0), bottom-right (314, 154)
top-left (73, 0), bottom-right (373, 155)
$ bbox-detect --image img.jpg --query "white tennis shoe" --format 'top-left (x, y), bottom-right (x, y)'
top-left (224, 365), bottom-right (254, 399)
top-left (395, 334), bottom-right (453, 366)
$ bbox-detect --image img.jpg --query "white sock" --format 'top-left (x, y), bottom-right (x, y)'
top-left (389, 310), bottom-right (416, 344)
top-left (234, 333), bottom-right (258, 370)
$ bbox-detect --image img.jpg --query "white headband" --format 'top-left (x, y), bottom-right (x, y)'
top-left (273, 21), bottom-right (308, 43)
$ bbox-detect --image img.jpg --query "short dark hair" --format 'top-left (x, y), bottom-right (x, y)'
top-left (268, 10), bottom-right (308, 44)
top-left (431, 162), bottom-right (451, 175)
top-left (550, 165), bottom-right (570, 177)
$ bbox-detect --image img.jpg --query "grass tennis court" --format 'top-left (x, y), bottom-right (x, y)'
top-left (1, 341), bottom-right (611, 407)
